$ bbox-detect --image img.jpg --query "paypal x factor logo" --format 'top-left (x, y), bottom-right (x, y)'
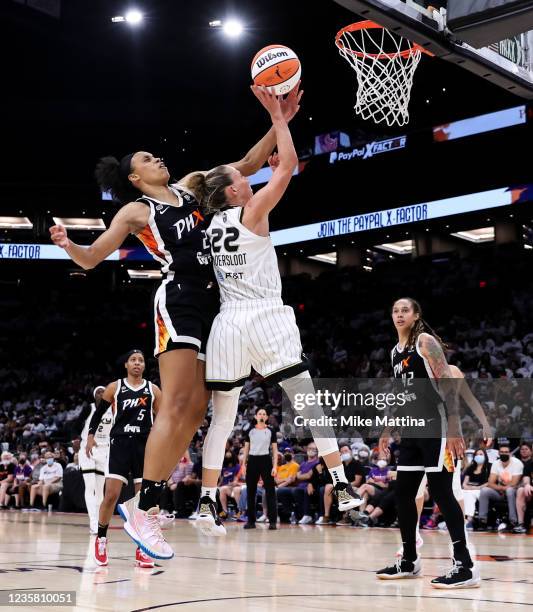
top-left (329, 136), bottom-right (407, 163)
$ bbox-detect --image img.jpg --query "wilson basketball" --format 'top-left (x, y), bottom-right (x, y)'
top-left (251, 44), bottom-right (301, 95)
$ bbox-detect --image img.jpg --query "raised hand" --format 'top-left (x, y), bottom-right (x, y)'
top-left (49, 224), bottom-right (70, 249)
top-left (280, 81), bottom-right (303, 122)
top-left (251, 85), bottom-right (283, 121)
top-left (268, 153), bottom-right (281, 170)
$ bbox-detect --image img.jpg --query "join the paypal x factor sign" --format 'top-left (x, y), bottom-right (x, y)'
top-left (329, 136), bottom-right (407, 164)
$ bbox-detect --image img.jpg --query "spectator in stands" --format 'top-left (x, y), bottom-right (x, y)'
top-left (357, 456), bottom-right (392, 513)
top-left (514, 449), bottom-right (533, 533)
top-left (29, 451), bottom-right (63, 510)
top-left (478, 444), bottom-right (523, 530)
top-left (220, 450), bottom-right (247, 519)
top-left (174, 454), bottom-right (202, 518)
top-left (9, 453), bottom-right (32, 508)
top-left (0, 452), bottom-right (15, 508)
top-left (277, 442), bottom-right (319, 523)
top-left (359, 469), bottom-right (398, 527)
top-left (462, 448), bottom-right (491, 530)
top-left (161, 453), bottom-right (194, 514)
top-left (519, 442), bottom-right (532, 465)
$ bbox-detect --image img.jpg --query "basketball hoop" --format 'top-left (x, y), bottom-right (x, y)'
top-left (335, 21), bottom-right (433, 127)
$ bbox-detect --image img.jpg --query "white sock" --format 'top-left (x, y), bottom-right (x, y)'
top-left (201, 486), bottom-right (217, 501)
top-left (328, 464), bottom-right (348, 485)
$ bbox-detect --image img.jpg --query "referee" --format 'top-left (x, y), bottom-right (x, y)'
top-left (242, 407), bottom-right (278, 530)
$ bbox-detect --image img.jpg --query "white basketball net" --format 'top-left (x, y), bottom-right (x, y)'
top-left (336, 23), bottom-right (424, 127)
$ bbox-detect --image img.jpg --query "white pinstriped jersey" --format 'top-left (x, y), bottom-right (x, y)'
top-left (207, 207), bottom-right (281, 303)
top-left (80, 403), bottom-right (113, 446)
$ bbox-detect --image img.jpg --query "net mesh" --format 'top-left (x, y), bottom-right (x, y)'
top-left (336, 23), bottom-right (423, 127)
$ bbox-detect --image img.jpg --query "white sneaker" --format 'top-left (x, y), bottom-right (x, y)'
top-left (256, 515), bottom-right (268, 523)
top-left (188, 511), bottom-right (199, 520)
top-left (196, 496), bottom-right (226, 537)
top-left (298, 515), bottom-right (313, 525)
top-left (158, 511), bottom-right (175, 527)
top-left (315, 516), bottom-right (327, 525)
top-left (118, 496), bottom-right (174, 560)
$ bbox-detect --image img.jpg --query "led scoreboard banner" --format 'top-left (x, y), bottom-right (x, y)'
top-left (1, 184), bottom-right (532, 260)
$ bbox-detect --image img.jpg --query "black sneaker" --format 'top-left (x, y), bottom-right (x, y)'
top-left (431, 559), bottom-right (480, 589)
top-left (333, 482), bottom-right (363, 512)
top-left (243, 522), bottom-right (256, 530)
top-left (513, 523), bottom-right (527, 534)
top-left (196, 496), bottom-right (226, 536)
top-left (376, 556), bottom-right (422, 580)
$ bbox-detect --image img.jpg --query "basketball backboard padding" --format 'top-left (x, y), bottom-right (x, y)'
top-left (333, 0), bottom-right (533, 97)
top-left (447, 0), bottom-right (533, 48)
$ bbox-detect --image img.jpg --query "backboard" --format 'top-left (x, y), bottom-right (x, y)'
top-left (333, 0), bottom-right (533, 98)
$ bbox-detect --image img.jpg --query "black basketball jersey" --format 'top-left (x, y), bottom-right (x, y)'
top-left (110, 378), bottom-right (155, 437)
top-left (391, 336), bottom-right (444, 415)
top-left (135, 185), bottom-right (214, 281)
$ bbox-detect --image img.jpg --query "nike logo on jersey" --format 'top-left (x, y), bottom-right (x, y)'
top-left (158, 206), bottom-right (170, 214)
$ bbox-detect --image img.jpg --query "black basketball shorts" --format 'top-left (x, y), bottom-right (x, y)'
top-left (107, 435), bottom-right (148, 485)
top-left (153, 276), bottom-right (219, 360)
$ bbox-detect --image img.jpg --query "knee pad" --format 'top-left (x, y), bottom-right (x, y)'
top-left (202, 387), bottom-right (242, 470)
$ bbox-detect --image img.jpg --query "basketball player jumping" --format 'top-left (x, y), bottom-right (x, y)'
top-left (87, 350), bottom-right (160, 568)
top-left (376, 298), bottom-right (481, 589)
top-left (72, 385), bottom-right (112, 535)
top-left (49, 85), bottom-right (302, 559)
top-left (185, 85), bottom-right (362, 536)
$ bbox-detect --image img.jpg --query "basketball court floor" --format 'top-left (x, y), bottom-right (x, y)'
top-left (1, 511), bottom-right (531, 611)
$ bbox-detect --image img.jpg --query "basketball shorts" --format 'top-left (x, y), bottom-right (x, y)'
top-left (107, 435), bottom-right (148, 485)
top-left (153, 276), bottom-right (219, 359)
top-left (206, 298), bottom-right (307, 390)
top-left (79, 442), bottom-right (109, 476)
top-left (398, 437), bottom-right (455, 473)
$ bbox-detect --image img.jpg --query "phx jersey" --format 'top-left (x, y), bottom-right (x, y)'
top-left (207, 206), bottom-right (281, 302)
top-left (111, 379), bottom-right (155, 437)
top-left (134, 184), bottom-right (219, 358)
top-left (391, 336), bottom-right (445, 422)
top-left (392, 335), bottom-right (454, 473)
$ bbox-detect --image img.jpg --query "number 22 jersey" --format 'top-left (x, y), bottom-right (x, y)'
top-left (207, 206), bottom-right (281, 302)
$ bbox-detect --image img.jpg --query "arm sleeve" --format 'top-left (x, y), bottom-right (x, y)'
top-left (70, 405), bottom-right (92, 438)
top-left (88, 399), bottom-right (112, 436)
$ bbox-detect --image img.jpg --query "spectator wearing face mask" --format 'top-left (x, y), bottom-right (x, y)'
top-left (29, 451), bottom-right (63, 510)
top-left (477, 445), bottom-right (523, 531)
top-left (277, 442), bottom-right (319, 523)
top-left (356, 457), bottom-right (391, 513)
top-left (0, 452), bottom-right (15, 509)
top-left (220, 450), bottom-right (247, 519)
top-left (462, 449), bottom-right (491, 530)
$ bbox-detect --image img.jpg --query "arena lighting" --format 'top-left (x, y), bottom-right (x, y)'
top-left (307, 252), bottom-right (337, 265)
top-left (223, 19), bottom-right (244, 38)
top-left (125, 10), bottom-right (143, 24)
top-left (0, 217), bottom-right (33, 229)
top-left (52, 218), bottom-right (106, 231)
top-left (127, 269), bottom-right (163, 280)
top-left (375, 240), bottom-right (414, 255)
top-left (450, 227), bottom-right (495, 243)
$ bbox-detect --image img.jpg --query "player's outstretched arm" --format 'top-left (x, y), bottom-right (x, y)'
top-left (49, 202), bottom-right (148, 270)
top-left (178, 83), bottom-right (302, 189)
top-left (242, 86), bottom-right (298, 231)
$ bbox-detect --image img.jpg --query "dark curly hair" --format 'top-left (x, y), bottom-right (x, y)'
top-left (94, 154), bottom-right (140, 204)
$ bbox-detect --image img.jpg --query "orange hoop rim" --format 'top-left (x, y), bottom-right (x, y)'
top-left (335, 20), bottom-right (434, 60)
